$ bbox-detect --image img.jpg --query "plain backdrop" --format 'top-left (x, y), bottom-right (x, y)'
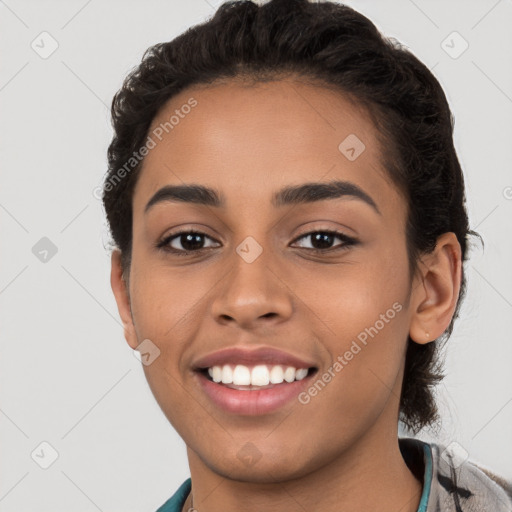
top-left (1, 0), bottom-right (511, 511)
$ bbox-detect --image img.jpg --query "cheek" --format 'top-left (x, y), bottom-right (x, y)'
top-left (129, 256), bottom-right (210, 342)
top-left (296, 304), bottom-right (408, 449)
top-left (294, 246), bottom-right (410, 406)
top-left (292, 243), bottom-right (410, 340)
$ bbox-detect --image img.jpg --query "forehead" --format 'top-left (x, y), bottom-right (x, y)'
top-left (133, 78), bottom-right (402, 216)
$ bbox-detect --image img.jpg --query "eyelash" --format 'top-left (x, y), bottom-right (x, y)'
top-left (156, 229), bottom-right (358, 256)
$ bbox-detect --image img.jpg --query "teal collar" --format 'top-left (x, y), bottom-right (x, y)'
top-left (416, 440), bottom-right (433, 512)
top-left (155, 477), bottom-right (191, 512)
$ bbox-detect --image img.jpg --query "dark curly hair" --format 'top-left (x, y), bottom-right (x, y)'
top-left (103, 0), bottom-right (481, 434)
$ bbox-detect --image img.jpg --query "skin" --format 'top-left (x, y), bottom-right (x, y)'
top-left (110, 78), bottom-right (462, 512)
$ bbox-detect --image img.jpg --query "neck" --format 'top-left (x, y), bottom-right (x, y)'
top-left (183, 425), bottom-right (423, 512)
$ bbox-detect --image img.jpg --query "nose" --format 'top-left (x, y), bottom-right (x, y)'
top-left (210, 248), bottom-right (293, 330)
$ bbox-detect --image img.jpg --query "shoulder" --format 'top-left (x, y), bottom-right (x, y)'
top-left (426, 440), bottom-right (512, 511)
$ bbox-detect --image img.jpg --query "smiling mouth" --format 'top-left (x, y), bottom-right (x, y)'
top-left (197, 364), bottom-right (318, 390)
top-left (194, 363), bottom-right (319, 415)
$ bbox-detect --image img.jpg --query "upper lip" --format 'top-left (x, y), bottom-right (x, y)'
top-left (192, 346), bottom-right (318, 370)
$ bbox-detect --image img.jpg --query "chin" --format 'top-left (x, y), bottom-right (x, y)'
top-left (201, 445), bottom-right (319, 484)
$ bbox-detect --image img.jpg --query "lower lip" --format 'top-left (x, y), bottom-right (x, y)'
top-left (195, 371), bottom-right (315, 415)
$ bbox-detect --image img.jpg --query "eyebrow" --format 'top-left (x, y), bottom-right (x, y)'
top-left (144, 179), bottom-right (381, 215)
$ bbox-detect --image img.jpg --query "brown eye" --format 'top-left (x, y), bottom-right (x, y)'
top-left (157, 230), bottom-right (221, 255)
top-left (291, 230), bottom-right (358, 253)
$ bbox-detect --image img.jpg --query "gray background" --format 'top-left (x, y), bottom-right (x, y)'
top-left (0, 0), bottom-right (511, 510)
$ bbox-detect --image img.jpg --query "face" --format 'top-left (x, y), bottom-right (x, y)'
top-left (112, 78), bottom-right (435, 482)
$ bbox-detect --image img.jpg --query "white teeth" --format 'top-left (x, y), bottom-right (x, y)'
top-left (251, 365), bottom-right (270, 386)
top-left (295, 368), bottom-right (308, 381)
top-left (232, 365), bottom-right (251, 385)
top-left (212, 366), bottom-right (222, 383)
top-left (269, 365), bottom-right (284, 384)
top-left (221, 364), bottom-right (233, 384)
top-left (284, 366), bottom-right (296, 383)
top-left (206, 364), bottom-right (311, 386)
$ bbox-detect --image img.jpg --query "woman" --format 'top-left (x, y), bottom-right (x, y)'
top-left (103, 0), bottom-right (512, 510)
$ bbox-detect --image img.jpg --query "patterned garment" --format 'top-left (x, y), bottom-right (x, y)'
top-left (400, 437), bottom-right (512, 512)
top-left (156, 437), bottom-right (512, 511)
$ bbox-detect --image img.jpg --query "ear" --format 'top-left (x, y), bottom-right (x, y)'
top-left (409, 232), bottom-right (462, 344)
top-left (110, 249), bottom-right (139, 350)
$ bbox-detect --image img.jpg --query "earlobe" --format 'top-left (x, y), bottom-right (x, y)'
top-left (409, 232), bottom-right (462, 344)
top-left (110, 250), bottom-right (139, 350)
